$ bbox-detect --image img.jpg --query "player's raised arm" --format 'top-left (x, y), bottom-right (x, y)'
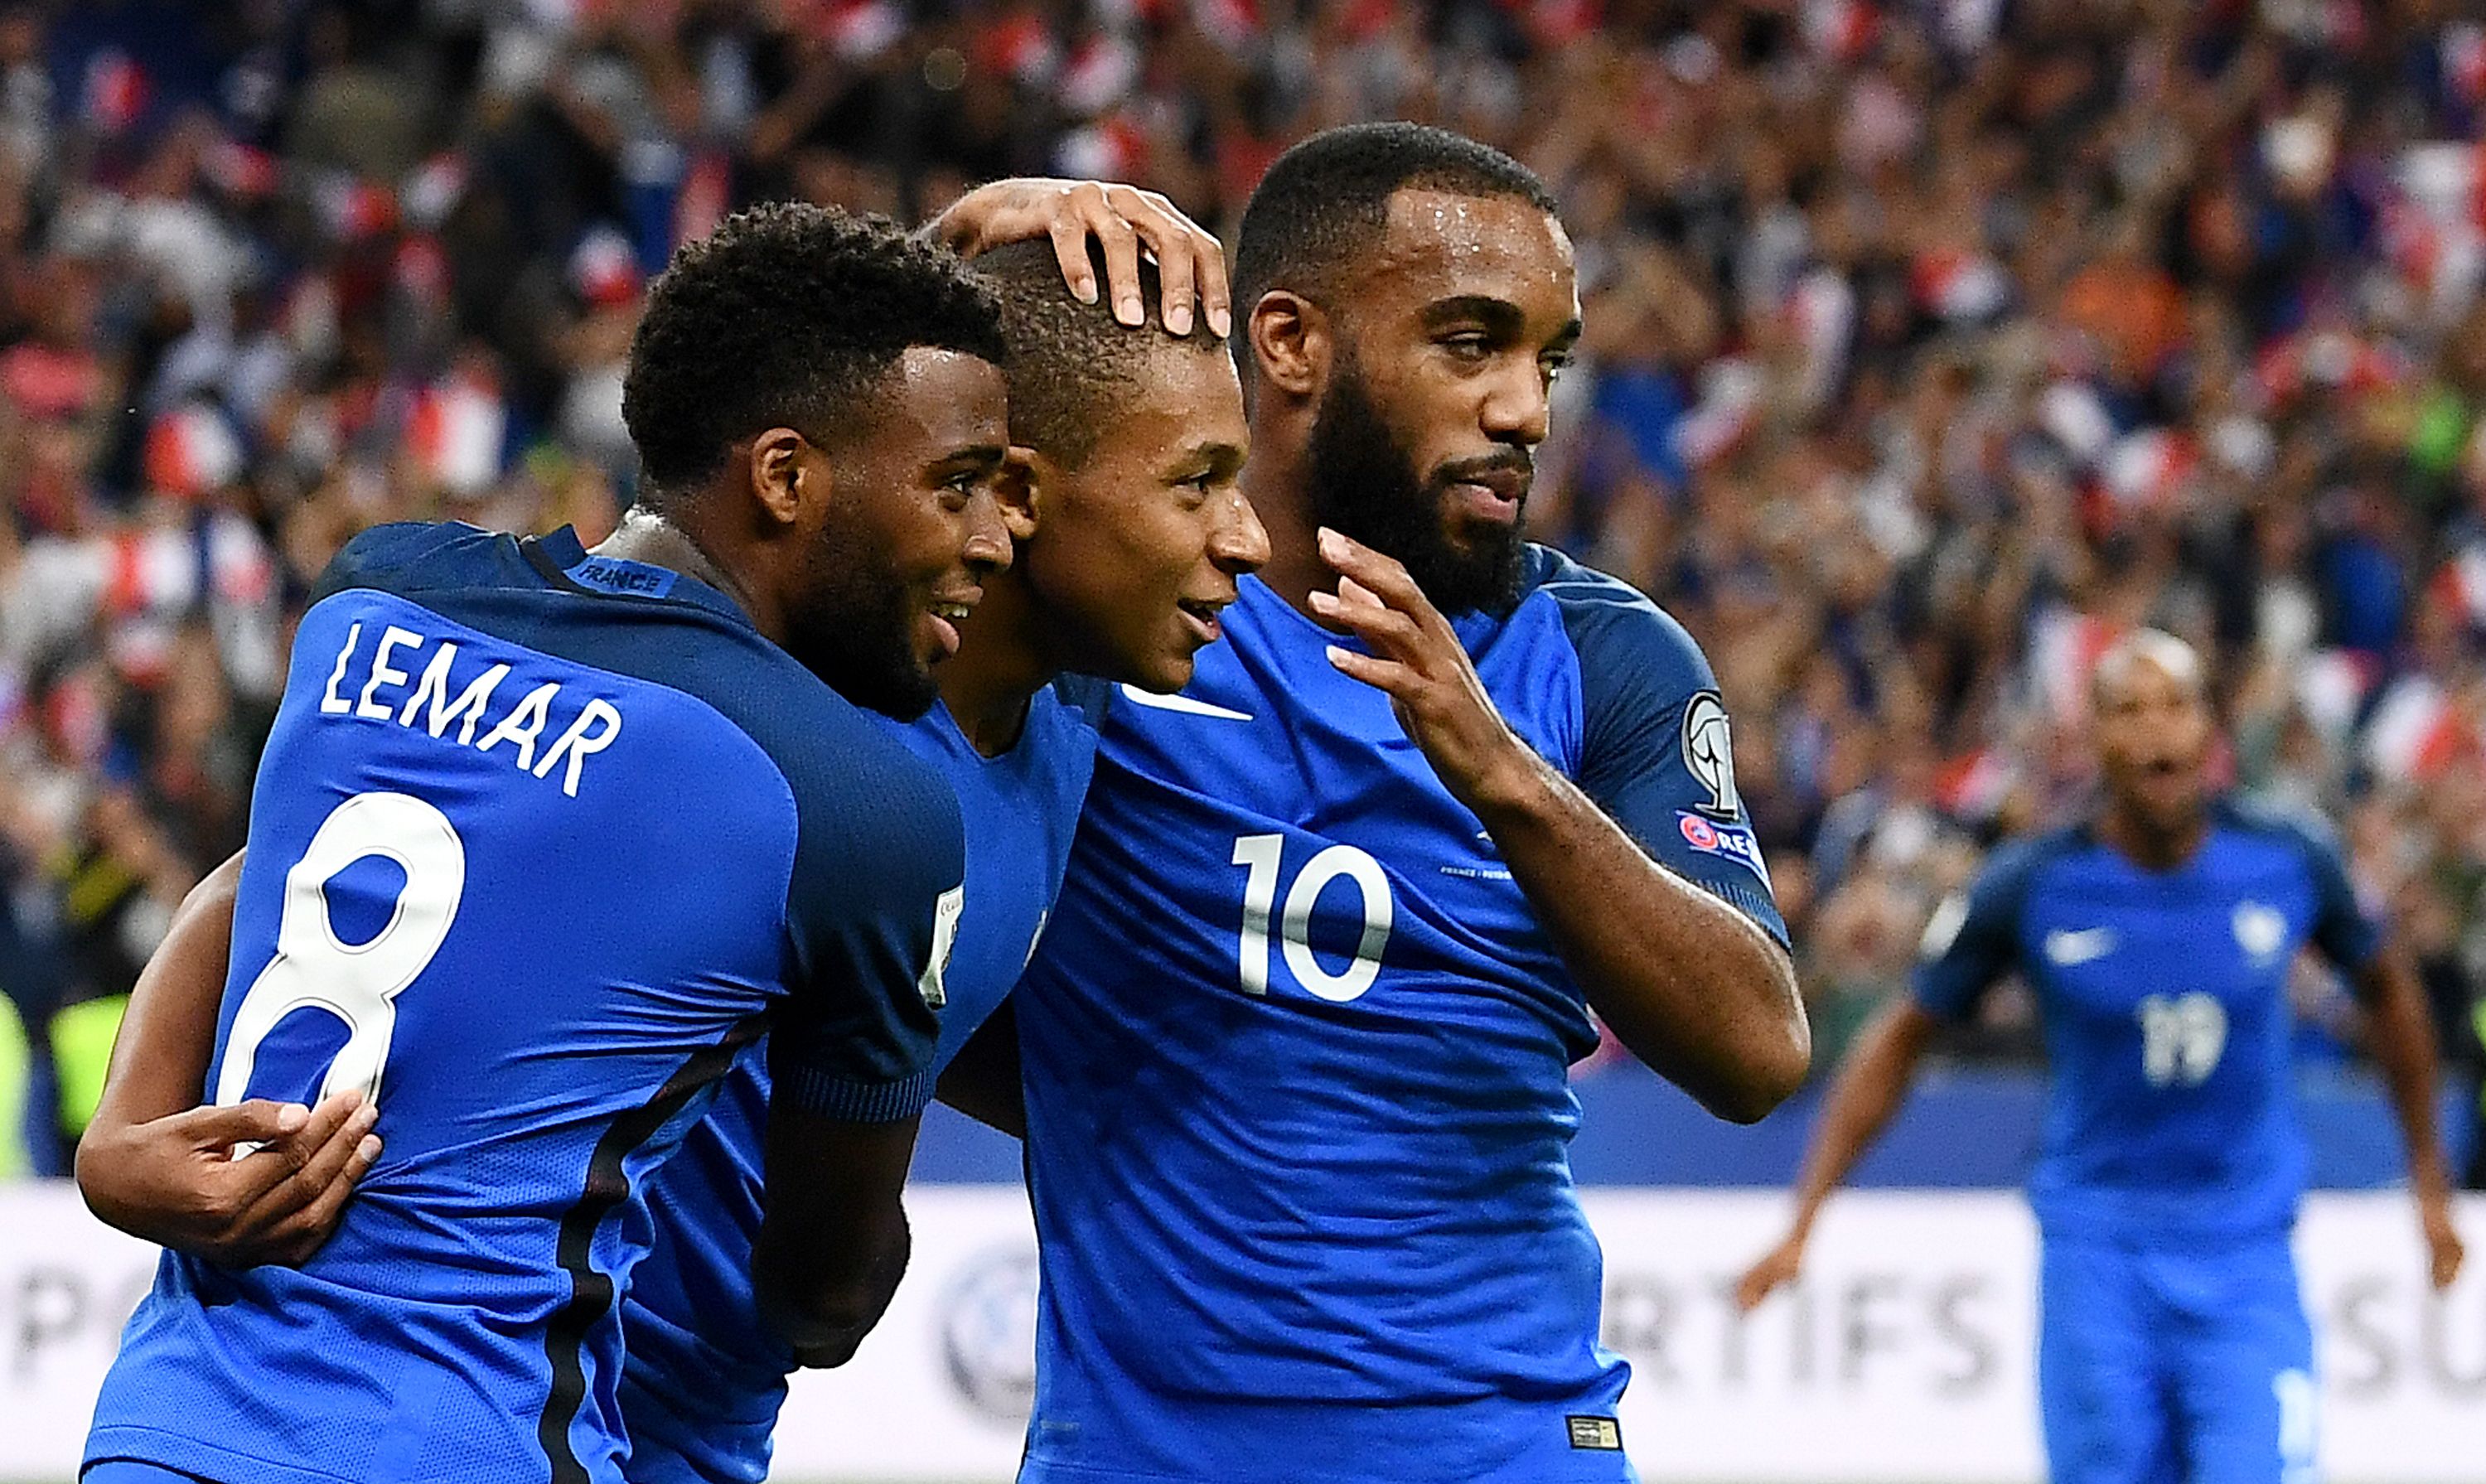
top-left (1315, 529), bottom-right (1808, 1121)
top-left (926, 177), bottom-right (1231, 340)
top-left (75, 852), bottom-right (382, 1267)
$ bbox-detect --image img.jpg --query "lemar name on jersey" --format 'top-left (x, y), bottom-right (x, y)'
top-left (315, 617), bottom-right (625, 798)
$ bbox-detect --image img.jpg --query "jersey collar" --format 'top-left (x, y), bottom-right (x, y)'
top-left (524, 527), bottom-right (757, 631)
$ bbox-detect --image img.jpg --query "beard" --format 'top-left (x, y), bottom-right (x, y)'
top-left (1303, 358), bottom-right (1530, 619)
top-left (783, 519), bottom-right (941, 721)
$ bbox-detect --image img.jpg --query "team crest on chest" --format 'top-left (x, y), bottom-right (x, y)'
top-left (1681, 691), bottom-right (1742, 819)
top-left (2232, 901), bottom-right (2286, 964)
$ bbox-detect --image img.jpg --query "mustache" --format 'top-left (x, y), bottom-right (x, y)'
top-left (1429, 450), bottom-right (1536, 491)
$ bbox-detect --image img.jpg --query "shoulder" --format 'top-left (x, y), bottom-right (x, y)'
top-left (747, 685), bottom-right (961, 858)
top-left (312, 521), bottom-right (516, 602)
top-left (2215, 794), bottom-right (2345, 864)
top-left (1522, 545), bottom-right (1716, 691)
top-left (1973, 824), bottom-right (2089, 907)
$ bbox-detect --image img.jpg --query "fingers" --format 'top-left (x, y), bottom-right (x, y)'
top-left (2431, 1232), bottom-right (2464, 1290)
top-left (1046, 212), bottom-right (1100, 306)
top-left (1308, 586), bottom-right (1422, 659)
top-left (176, 1098), bottom-right (311, 1153)
top-left (265, 1124), bottom-right (383, 1266)
top-left (1088, 197), bottom-right (1146, 327)
top-left (235, 1094), bottom-right (380, 1233)
top-left (1324, 644), bottom-right (1417, 696)
top-left (1731, 1250), bottom-right (1797, 1312)
top-left (1317, 528), bottom-right (1434, 618)
top-left (1105, 185), bottom-right (1222, 337)
top-left (228, 1090), bottom-right (367, 1202)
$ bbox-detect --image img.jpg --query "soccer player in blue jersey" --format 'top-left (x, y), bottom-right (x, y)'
top-left (77, 232), bottom-right (1265, 1484)
top-left (76, 204), bottom-right (1021, 1484)
top-left (969, 124), bottom-right (1811, 1484)
top-left (1734, 631), bottom-right (2467, 1484)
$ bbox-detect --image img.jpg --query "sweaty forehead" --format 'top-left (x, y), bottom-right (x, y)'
top-left (872, 346), bottom-right (1008, 454)
top-left (1361, 187), bottom-right (1577, 323)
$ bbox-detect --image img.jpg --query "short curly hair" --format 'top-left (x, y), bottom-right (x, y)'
top-left (975, 239), bottom-right (1226, 468)
top-left (622, 203), bottom-right (1007, 491)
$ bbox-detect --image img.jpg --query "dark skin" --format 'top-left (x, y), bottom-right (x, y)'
top-left (1252, 189), bottom-right (1808, 1122)
top-left (1733, 651), bottom-right (2465, 1310)
top-left (78, 349), bottom-right (1018, 1366)
top-left (82, 294), bottom-right (1261, 1273)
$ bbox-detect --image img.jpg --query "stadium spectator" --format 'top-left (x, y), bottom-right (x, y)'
top-left (3, 0), bottom-right (2483, 1179)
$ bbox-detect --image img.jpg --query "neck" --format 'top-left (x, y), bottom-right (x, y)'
top-left (936, 564), bottom-right (1052, 757)
top-left (1237, 421), bottom-right (1325, 614)
top-left (2098, 800), bottom-right (2207, 872)
top-left (595, 504), bottom-right (780, 640)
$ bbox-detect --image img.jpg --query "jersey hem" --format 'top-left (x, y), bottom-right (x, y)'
top-left (87, 1427), bottom-right (367, 1484)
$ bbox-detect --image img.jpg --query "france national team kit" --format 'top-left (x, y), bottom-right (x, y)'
top-left (1013, 547), bottom-right (1788, 1484)
top-left (83, 523), bottom-right (964, 1484)
top-left (621, 682), bottom-right (1100, 1484)
top-left (1916, 800), bottom-right (2381, 1484)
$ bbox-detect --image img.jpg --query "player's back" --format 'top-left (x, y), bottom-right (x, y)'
top-left (87, 522), bottom-right (959, 1484)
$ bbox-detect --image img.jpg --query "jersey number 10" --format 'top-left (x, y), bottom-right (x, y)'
top-left (1231, 834), bottom-right (1393, 1002)
top-left (215, 791), bottom-right (468, 1114)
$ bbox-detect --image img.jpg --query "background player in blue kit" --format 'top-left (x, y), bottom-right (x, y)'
top-left (77, 205), bottom-right (1019, 1484)
top-left (75, 225), bottom-right (1265, 1484)
top-left (1735, 631), bottom-right (2467, 1484)
top-left (972, 125), bottom-right (1811, 1484)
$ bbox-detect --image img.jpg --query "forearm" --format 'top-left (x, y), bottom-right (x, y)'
top-left (1782, 1001), bottom-right (1936, 1240)
top-left (89, 852), bottom-right (243, 1137)
top-left (754, 1206), bottom-right (911, 1367)
top-left (2360, 953), bottom-right (2452, 1196)
top-left (755, 1105), bottom-right (921, 1366)
top-left (1473, 753), bottom-right (1808, 1122)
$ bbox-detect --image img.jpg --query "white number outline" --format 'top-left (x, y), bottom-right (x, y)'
top-left (1231, 834), bottom-right (1393, 1003)
top-left (215, 791), bottom-right (467, 1111)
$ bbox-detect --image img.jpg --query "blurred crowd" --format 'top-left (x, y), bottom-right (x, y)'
top-left (0, 0), bottom-right (2482, 1177)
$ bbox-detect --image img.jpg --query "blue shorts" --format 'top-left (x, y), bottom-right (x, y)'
top-left (2038, 1230), bottom-right (2318, 1484)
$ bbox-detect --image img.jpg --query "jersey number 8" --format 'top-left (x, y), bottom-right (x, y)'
top-left (215, 791), bottom-right (468, 1113)
top-left (1231, 834), bottom-right (1393, 1002)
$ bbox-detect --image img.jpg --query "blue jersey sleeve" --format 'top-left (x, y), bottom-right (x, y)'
top-left (2228, 799), bottom-right (2382, 975)
top-left (765, 722), bottom-right (963, 1124)
top-left (1545, 558), bottom-right (1789, 949)
top-left (1913, 838), bottom-right (2045, 1021)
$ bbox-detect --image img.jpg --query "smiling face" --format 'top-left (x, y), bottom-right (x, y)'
top-left (2093, 637), bottom-right (2213, 841)
top-left (1020, 345), bottom-right (1265, 692)
top-left (1304, 188), bottom-right (1580, 616)
top-left (784, 347), bottom-right (1015, 718)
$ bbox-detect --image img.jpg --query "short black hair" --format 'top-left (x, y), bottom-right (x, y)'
top-left (1231, 122), bottom-right (1559, 321)
top-left (974, 239), bottom-right (1226, 468)
top-left (622, 202), bottom-right (1007, 491)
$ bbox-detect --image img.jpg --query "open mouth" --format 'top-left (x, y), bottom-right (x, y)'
top-left (1176, 597), bottom-right (1228, 645)
top-left (926, 592), bottom-right (979, 660)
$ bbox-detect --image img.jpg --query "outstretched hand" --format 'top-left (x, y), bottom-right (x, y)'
top-left (1311, 528), bottom-right (1536, 815)
top-left (926, 177), bottom-right (1231, 338)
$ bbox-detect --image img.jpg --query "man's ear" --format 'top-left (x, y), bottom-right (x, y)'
top-left (999, 447), bottom-right (1042, 542)
top-left (1247, 290), bottom-right (1328, 400)
top-left (746, 428), bottom-right (811, 528)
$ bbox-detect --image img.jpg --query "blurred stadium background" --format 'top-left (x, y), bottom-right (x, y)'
top-left (0, 0), bottom-right (2481, 1479)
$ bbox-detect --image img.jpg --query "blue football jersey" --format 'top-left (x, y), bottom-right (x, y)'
top-left (85, 523), bottom-right (963, 1484)
top-left (1013, 549), bottom-right (1788, 1484)
top-left (620, 680), bottom-right (1100, 1484)
top-left (1914, 800), bottom-right (2382, 1240)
